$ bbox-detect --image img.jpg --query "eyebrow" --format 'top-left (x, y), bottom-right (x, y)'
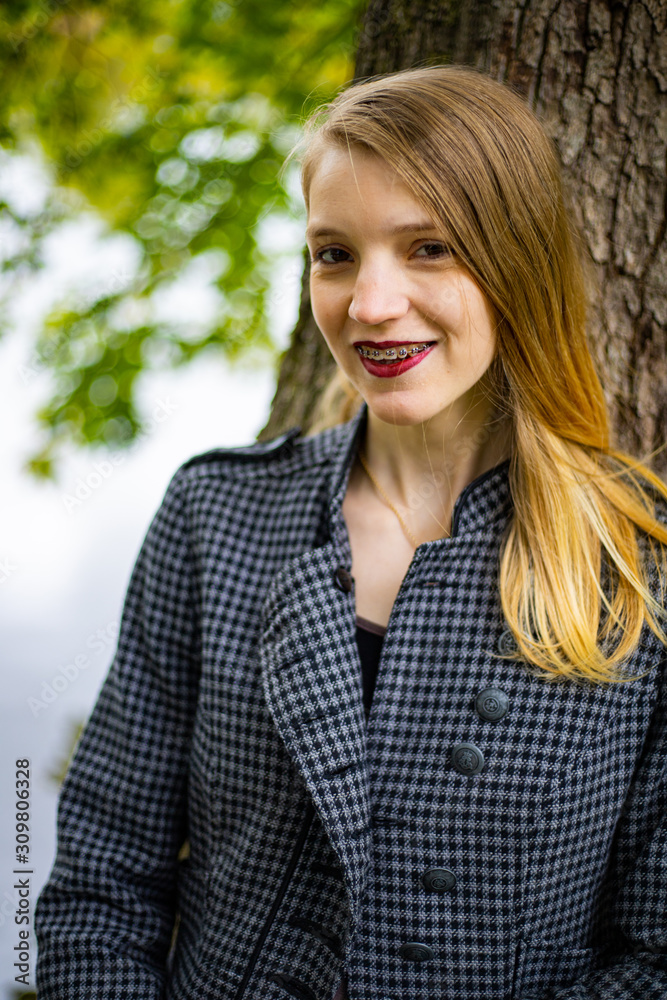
top-left (305, 221), bottom-right (441, 240)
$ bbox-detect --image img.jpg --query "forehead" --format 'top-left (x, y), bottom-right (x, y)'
top-left (308, 144), bottom-right (403, 195)
top-left (306, 145), bottom-right (438, 235)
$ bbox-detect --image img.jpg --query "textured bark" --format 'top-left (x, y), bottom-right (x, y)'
top-left (259, 0), bottom-right (667, 476)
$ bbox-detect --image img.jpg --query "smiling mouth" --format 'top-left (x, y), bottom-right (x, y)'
top-left (354, 341), bottom-right (435, 364)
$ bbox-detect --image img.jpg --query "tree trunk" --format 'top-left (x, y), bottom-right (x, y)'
top-left (259, 0), bottom-right (667, 477)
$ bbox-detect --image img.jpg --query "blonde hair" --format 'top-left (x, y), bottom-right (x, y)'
top-left (285, 64), bottom-right (667, 683)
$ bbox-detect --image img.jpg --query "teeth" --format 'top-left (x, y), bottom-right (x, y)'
top-left (355, 342), bottom-right (433, 362)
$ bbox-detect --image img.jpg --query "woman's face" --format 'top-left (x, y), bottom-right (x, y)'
top-left (305, 145), bottom-right (499, 428)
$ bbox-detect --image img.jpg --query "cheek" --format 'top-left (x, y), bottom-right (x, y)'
top-left (460, 331), bottom-right (497, 376)
top-left (310, 281), bottom-right (344, 335)
top-left (459, 290), bottom-right (497, 361)
top-left (422, 285), bottom-right (457, 327)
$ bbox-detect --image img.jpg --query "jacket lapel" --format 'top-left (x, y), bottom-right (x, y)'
top-left (260, 403), bottom-right (371, 922)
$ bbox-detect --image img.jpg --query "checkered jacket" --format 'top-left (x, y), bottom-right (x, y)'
top-left (34, 400), bottom-right (667, 1000)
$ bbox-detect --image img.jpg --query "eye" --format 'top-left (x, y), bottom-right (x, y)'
top-left (310, 246), bottom-right (351, 265)
top-left (413, 241), bottom-right (450, 259)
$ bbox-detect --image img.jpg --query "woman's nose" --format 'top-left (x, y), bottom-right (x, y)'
top-left (348, 261), bottom-right (410, 326)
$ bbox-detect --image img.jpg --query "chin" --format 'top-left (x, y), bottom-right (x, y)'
top-left (363, 391), bottom-right (443, 428)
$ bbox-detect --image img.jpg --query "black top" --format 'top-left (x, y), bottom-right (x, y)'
top-left (355, 615), bottom-right (386, 718)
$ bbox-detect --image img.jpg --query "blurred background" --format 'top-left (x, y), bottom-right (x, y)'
top-left (2, 0), bottom-right (666, 996)
top-left (0, 2), bottom-right (364, 996)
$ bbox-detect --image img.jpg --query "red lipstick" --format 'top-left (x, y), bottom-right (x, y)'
top-left (353, 340), bottom-right (420, 347)
top-left (355, 342), bottom-right (436, 379)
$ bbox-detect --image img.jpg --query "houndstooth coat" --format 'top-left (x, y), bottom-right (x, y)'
top-left (35, 399), bottom-right (667, 1000)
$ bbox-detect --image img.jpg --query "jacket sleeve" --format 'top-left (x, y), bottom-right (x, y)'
top-left (552, 658), bottom-right (667, 1000)
top-left (34, 467), bottom-right (202, 999)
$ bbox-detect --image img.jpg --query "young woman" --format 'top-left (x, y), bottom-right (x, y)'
top-left (35, 66), bottom-right (667, 1000)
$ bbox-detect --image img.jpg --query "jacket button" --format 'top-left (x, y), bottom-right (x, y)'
top-left (399, 942), bottom-right (435, 962)
top-left (498, 629), bottom-right (519, 655)
top-left (421, 867), bottom-right (456, 893)
top-left (451, 742), bottom-right (485, 776)
top-left (287, 916), bottom-right (343, 958)
top-left (334, 566), bottom-right (354, 592)
top-left (266, 972), bottom-right (317, 1000)
top-left (475, 688), bottom-right (509, 722)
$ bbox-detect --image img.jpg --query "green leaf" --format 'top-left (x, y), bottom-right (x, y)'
top-left (0, 0), bottom-right (366, 475)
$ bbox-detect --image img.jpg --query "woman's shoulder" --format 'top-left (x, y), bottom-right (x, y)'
top-left (178, 423), bottom-right (304, 475)
top-left (167, 418), bottom-right (355, 494)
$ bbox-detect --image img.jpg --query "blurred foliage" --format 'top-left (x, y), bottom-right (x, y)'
top-left (0, 0), bottom-right (365, 476)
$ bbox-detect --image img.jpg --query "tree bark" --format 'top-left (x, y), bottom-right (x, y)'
top-left (259, 0), bottom-right (667, 476)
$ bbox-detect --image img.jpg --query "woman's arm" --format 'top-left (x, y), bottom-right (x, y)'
top-left (34, 467), bottom-right (202, 999)
top-left (550, 661), bottom-right (667, 1000)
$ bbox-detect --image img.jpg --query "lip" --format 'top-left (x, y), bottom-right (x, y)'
top-left (356, 342), bottom-right (436, 379)
top-left (353, 340), bottom-right (433, 347)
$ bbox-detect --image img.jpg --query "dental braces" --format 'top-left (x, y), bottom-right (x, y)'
top-left (355, 343), bottom-right (432, 361)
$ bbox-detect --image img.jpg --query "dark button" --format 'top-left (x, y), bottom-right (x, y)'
top-left (311, 861), bottom-right (344, 881)
top-left (475, 687), bottom-right (509, 722)
top-left (372, 811), bottom-right (409, 828)
top-left (287, 916), bottom-right (343, 957)
top-left (451, 742), bottom-right (485, 776)
top-left (334, 565), bottom-right (354, 592)
top-left (498, 628), bottom-right (519, 655)
top-left (421, 867), bottom-right (456, 893)
top-left (399, 942), bottom-right (435, 962)
top-left (266, 972), bottom-right (317, 1000)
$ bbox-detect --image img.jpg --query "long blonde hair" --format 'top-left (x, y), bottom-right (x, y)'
top-left (285, 64), bottom-right (667, 683)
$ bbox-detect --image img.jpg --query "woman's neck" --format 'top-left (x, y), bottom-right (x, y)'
top-left (360, 395), bottom-right (513, 533)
